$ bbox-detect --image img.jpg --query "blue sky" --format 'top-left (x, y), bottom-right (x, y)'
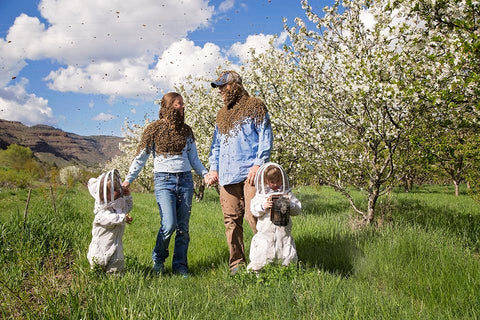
top-left (0, 0), bottom-right (331, 137)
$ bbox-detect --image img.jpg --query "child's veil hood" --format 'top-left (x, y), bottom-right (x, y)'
top-left (254, 162), bottom-right (290, 195)
top-left (88, 169), bottom-right (123, 211)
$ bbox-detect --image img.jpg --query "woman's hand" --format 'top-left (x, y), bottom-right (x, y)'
top-left (122, 181), bottom-right (131, 195)
top-left (204, 171), bottom-right (218, 186)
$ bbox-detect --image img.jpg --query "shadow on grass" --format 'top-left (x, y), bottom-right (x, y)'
top-left (297, 193), bottom-right (351, 217)
top-left (398, 185), bottom-right (469, 196)
top-left (295, 232), bottom-right (366, 277)
top-left (190, 253), bottom-right (230, 276)
top-left (392, 198), bottom-right (480, 251)
top-left (125, 251), bottom-right (230, 277)
top-left (124, 255), bottom-right (156, 276)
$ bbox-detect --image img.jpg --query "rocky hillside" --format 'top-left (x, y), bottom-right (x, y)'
top-left (0, 119), bottom-right (123, 167)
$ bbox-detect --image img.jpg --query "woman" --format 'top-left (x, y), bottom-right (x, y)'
top-left (123, 92), bottom-right (208, 277)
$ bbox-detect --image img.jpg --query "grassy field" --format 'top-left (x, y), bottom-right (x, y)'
top-left (1, 184), bottom-right (479, 319)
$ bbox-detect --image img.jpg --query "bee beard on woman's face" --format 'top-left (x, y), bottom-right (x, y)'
top-left (162, 107), bottom-right (184, 126)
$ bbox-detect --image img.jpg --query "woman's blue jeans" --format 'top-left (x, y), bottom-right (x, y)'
top-left (152, 171), bottom-right (193, 273)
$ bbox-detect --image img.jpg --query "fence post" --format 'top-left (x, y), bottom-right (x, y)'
top-left (50, 185), bottom-right (56, 213)
top-left (23, 188), bottom-right (32, 230)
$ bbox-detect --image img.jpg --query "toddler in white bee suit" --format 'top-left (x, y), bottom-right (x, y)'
top-left (247, 162), bottom-right (301, 273)
top-left (87, 169), bottom-right (133, 274)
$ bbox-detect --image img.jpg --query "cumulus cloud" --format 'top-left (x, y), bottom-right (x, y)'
top-left (44, 39), bottom-right (232, 99)
top-left (150, 39), bottom-right (231, 89)
top-left (0, 78), bottom-right (56, 125)
top-left (1, 0), bottom-right (280, 106)
top-left (4, 0), bottom-right (214, 66)
top-left (228, 32), bottom-right (288, 63)
top-left (44, 57), bottom-right (157, 98)
top-left (0, 39), bottom-right (28, 87)
top-left (1, 0), bottom-right (215, 98)
top-left (0, 0), bottom-right (293, 136)
top-left (92, 112), bottom-right (116, 121)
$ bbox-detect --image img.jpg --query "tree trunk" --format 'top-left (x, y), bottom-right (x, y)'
top-left (407, 176), bottom-right (413, 192)
top-left (403, 174), bottom-right (413, 192)
top-left (454, 180), bottom-right (460, 197)
top-left (365, 187), bottom-right (379, 226)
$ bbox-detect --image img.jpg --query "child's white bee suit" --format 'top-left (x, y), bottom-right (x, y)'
top-left (87, 169), bottom-right (133, 273)
top-left (247, 163), bottom-right (301, 272)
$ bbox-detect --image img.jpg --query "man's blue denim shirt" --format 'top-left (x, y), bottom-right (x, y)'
top-left (208, 113), bottom-right (273, 186)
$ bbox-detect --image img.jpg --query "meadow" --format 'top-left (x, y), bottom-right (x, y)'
top-left (1, 184), bottom-right (479, 319)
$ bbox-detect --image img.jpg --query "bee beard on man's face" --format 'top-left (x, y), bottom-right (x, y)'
top-left (222, 83), bottom-right (244, 108)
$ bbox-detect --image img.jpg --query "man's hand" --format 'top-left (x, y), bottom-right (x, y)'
top-left (247, 165), bottom-right (260, 186)
top-left (205, 171), bottom-right (219, 186)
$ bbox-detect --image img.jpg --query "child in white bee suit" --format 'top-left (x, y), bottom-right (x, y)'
top-left (247, 162), bottom-right (301, 273)
top-left (87, 169), bottom-right (133, 274)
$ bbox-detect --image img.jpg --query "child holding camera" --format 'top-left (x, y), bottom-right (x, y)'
top-left (247, 163), bottom-right (301, 273)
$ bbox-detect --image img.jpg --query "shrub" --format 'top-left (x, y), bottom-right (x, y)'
top-left (59, 166), bottom-right (82, 186)
top-left (0, 168), bottom-right (33, 188)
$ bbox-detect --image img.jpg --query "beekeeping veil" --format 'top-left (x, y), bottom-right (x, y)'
top-left (254, 162), bottom-right (290, 196)
top-left (255, 162), bottom-right (291, 227)
top-left (88, 169), bottom-right (123, 209)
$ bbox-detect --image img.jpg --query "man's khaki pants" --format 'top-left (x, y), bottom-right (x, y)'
top-left (220, 180), bottom-right (257, 270)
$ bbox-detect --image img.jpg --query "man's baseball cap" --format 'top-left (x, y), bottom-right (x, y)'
top-left (211, 71), bottom-right (242, 88)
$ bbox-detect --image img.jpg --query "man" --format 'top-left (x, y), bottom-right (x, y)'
top-left (206, 70), bottom-right (273, 275)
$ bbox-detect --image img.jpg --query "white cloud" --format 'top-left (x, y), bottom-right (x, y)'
top-left (0, 39), bottom-right (27, 87)
top-left (88, 100), bottom-right (94, 108)
top-left (1, 0), bottom-right (215, 93)
top-left (4, 0), bottom-right (214, 66)
top-left (92, 112), bottom-right (116, 121)
top-left (219, 0), bottom-right (235, 12)
top-left (228, 32), bottom-right (287, 63)
top-left (44, 57), bottom-right (157, 98)
top-left (107, 95), bottom-right (117, 105)
top-left (0, 78), bottom-right (56, 125)
top-left (150, 39), bottom-right (231, 89)
top-left (130, 108), bottom-right (136, 114)
top-left (44, 40), bottom-right (232, 99)
top-left (1, 0), bottom-right (283, 103)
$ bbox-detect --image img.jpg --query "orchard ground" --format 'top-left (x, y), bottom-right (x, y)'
top-left (1, 184), bottom-right (479, 319)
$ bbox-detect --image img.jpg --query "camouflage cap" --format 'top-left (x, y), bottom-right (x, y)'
top-left (211, 70), bottom-right (242, 88)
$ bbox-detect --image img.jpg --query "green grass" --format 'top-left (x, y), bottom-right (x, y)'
top-left (1, 184), bottom-right (479, 319)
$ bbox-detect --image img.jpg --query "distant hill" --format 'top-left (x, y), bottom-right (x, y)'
top-left (0, 119), bottom-right (124, 167)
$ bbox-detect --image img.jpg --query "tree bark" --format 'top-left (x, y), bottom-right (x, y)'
top-left (365, 186), bottom-right (380, 226)
top-left (454, 180), bottom-right (460, 197)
